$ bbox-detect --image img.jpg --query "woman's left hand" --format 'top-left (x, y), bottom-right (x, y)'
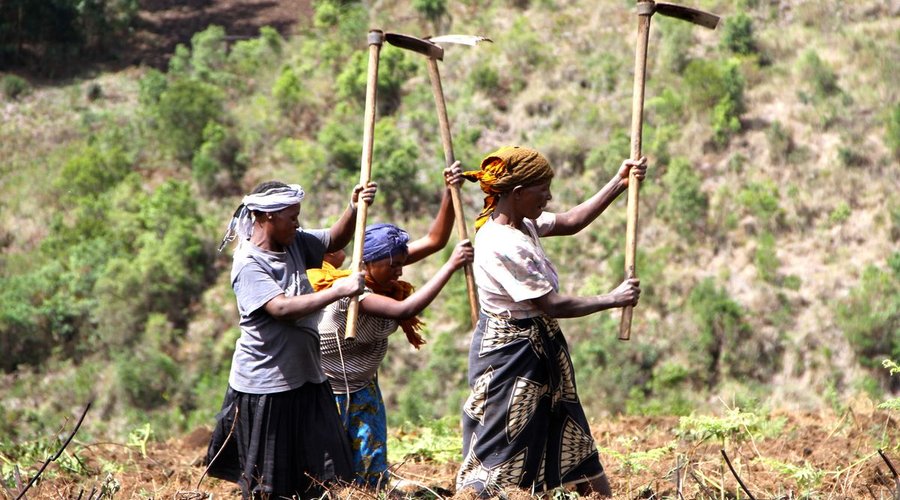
top-left (617, 156), bottom-right (648, 187)
top-left (443, 160), bottom-right (463, 187)
top-left (351, 181), bottom-right (378, 209)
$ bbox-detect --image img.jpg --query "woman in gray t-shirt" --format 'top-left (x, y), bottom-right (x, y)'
top-left (205, 180), bottom-right (375, 499)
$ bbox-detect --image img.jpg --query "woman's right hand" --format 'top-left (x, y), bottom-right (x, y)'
top-left (449, 239), bottom-right (474, 270)
top-left (609, 278), bottom-right (641, 307)
top-left (443, 160), bottom-right (463, 187)
top-left (333, 271), bottom-right (365, 298)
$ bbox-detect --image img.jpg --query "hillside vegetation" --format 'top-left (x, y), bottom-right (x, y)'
top-left (1, 0), bottom-right (898, 496)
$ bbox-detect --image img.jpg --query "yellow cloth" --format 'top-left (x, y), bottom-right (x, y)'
top-left (462, 146), bottom-right (555, 230)
top-left (308, 262), bottom-right (425, 349)
top-left (308, 262), bottom-right (352, 292)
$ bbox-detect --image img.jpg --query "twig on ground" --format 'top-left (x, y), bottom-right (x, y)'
top-left (879, 448), bottom-right (900, 496)
top-left (721, 449), bottom-right (755, 500)
top-left (14, 401), bottom-right (91, 500)
top-left (196, 404), bottom-right (238, 490)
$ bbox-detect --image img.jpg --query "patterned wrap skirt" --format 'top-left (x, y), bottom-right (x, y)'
top-left (456, 313), bottom-right (605, 495)
top-left (334, 379), bottom-right (390, 489)
top-left (205, 382), bottom-right (354, 499)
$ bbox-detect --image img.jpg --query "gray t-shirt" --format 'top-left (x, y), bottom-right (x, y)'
top-left (228, 228), bottom-right (331, 394)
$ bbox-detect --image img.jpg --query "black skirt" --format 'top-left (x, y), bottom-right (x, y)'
top-left (205, 382), bottom-right (354, 499)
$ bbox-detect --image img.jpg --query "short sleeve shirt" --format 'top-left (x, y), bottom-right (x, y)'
top-left (318, 290), bottom-right (399, 394)
top-left (228, 228), bottom-right (331, 394)
top-left (473, 212), bottom-right (559, 319)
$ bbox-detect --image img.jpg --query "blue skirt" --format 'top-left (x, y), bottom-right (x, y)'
top-left (334, 379), bottom-right (390, 489)
top-left (456, 313), bottom-right (605, 495)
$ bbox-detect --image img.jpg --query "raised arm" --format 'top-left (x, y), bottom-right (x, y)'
top-left (328, 182), bottom-right (378, 252)
top-left (405, 162), bottom-right (462, 265)
top-left (360, 240), bottom-right (473, 319)
top-left (265, 272), bottom-right (365, 321)
top-left (547, 157), bottom-right (647, 237)
top-left (531, 278), bottom-right (641, 318)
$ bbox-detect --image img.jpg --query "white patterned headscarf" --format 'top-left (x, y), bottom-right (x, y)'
top-left (218, 184), bottom-right (305, 251)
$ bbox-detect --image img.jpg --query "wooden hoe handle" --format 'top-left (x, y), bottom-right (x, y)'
top-left (346, 29), bottom-right (383, 339)
top-left (426, 58), bottom-right (480, 328)
top-left (619, 8), bottom-right (652, 341)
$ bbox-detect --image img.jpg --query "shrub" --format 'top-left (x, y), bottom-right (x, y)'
top-left (372, 117), bottom-right (425, 217)
top-left (766, 120), bottom-right (794, 163)
top-left (738, 180), bottom-right (782, 229)
top-left (799, 49), bottom-right (839, 100)
top-left (153, 79), bottom-right (225, 161)
top-left (836, 258), bottom-right (900, 372)
top-left (687, 279), bottom-right (765, 384)
top-left (886, 103), bottom-right (900, 162)
top-left (336, 45), bottom-right (416, 116)
top-left (754, 232), bottom-right (779, 283)
top-left (228, 26), bottom-right (283, 76)
top-left (719, 12), bottom-right (757, 55)
top-left (413, 0), bottom-right (447, 26)
top-left (1, 74), bottom-right (30, 99)
top-left (658, 157), bottom-right (708, 241)
top-left (658, 21), bottom-right (693, 74)
top-left (191, 122), bottom-right (246, 195)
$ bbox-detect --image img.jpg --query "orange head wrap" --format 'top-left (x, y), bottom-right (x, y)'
top-left (462, 146), bottom-right (555, 230)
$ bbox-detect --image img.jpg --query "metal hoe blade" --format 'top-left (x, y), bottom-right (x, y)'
top-left (427, 34), bottom-right (493, 46)
top-left (384, 32), bottom-right (444, 60)
top-left (654, 2), bottom-right (720, 29)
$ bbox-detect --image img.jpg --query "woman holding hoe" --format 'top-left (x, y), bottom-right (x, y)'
top-left (206, 180), bottom-right (377, 499)
top-left (313, 163), bottom-right (473, 489)
top-left (455, 146), bottom-right (646, 497)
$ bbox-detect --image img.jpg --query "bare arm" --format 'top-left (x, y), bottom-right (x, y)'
top-left (327, 182), bottom-right (378, 252)
top-left (360, 240), bottom-right (473, 319)
top-left (406, 162), bottom-right (462, 265)
top-left (531, 278), bottom-right (640, 318)
top-left (264, 272), bottom-right (364, 321)
top-left (547, 157), bottom-right (647, 237)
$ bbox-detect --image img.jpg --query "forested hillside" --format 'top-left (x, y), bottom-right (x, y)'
top-left (1, 0), bottom-right (898, 497)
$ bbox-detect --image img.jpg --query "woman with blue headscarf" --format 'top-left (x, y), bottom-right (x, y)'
top-left (206, 180), bottom-right (377, 499)
top-left (314, 164), bottom-right (473, 489)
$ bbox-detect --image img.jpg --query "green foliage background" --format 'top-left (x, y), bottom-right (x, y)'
top-left (0, 0), bottom-right (898, 474)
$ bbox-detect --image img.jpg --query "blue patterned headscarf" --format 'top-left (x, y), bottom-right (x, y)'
top-left (362, 223), bottom-right (410, 263)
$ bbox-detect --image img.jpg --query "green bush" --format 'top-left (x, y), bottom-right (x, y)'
top-left (799, 49), bottom-right (839, 100)
top-left (336, 45), bottom-right (416, 116)
top-left (719, 12), bottom-right (757, 55)
top-left (228, 26), bottom-right (283, 76)
top-left (658, 21), bottom-right (693, 74)
top-left (766, 120), bottom-right (795, 164)
top-left (413, 0), bottom-right (447, 25)
top-left (152, 79), bottom-right (225, 161)
top-left (191, 122), bottom-right (246, 195)
top-left (754, 232), bottom-right (779, 283)
top-left (372, 117), bottom-right (425, 217)
top-left (658, 157), bottom-right (708, 241)
top-left (738, 180), bottom-right (782, 229)
top-left (55, 132), bottom-right (133, 201)
top-left (886, 103), bottom-right (900, 162)
top-left (683, 59), bottom-right (745, 146)
top-left (687, 279), bottom-right (768, 384)
top-left (836, 257), bottom-right (900, 371)
top-left (1, 74), bottom-right (30, 100)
